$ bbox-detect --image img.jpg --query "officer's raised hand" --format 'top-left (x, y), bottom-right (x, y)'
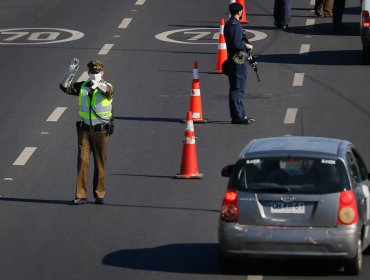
top-left (68, 58), bottom-right (79, 75)
top-left (60, 58), bottom-right (79, 88)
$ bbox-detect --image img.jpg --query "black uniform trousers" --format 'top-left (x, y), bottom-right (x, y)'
top-left (274, 0), bottom-right (292, 26)
top-left (228, 61), bottom-right (247, 120)
top-left (333, 0), bottom-right (346, 27)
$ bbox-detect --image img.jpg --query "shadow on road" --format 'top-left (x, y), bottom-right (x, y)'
top-left (0, 197), bottom-right (71, 205)
top-left (102, 243), bottom-right (354, 276)
top-left (0, 197), bottom-right (219, 214)
top-left (114, 116), bottom-right (183, 123)
top-left (256, 49), bottom-right (363, 66)
top-left (103, 243), bottom-right (221, 274)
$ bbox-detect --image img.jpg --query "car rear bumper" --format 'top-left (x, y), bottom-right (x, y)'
top-left (219, 222), bottom-right (359, 260)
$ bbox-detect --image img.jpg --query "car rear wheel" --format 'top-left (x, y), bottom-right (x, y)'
top-left (343, 237), bottom-right (362, 275)
top-left (363, 46), bottom-right (370, 64)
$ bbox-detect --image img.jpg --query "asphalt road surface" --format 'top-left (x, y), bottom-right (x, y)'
top-left (1, 0), bottom-right (370, 279)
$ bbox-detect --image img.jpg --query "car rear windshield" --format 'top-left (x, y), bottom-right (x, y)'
top-left (230, 157), bottom-right (351, 194)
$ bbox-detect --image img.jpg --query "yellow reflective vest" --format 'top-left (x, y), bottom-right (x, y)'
top-left (79, 81), bottom-right (112, 125)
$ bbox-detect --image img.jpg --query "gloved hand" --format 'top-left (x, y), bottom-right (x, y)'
top-left (89, 80), bottom-right (107, 92)
top-left (67, 58), bottom-right (79, 75)
top-left (60, 58), bottom-right (79, 88)
top-left (89, 80), bottom-right (99, 90)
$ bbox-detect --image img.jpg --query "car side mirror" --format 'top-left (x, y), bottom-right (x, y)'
top-left (221, 164), bottom-right (235, 177)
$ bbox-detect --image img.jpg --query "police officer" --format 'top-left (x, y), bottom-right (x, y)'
top-left (224, 2), bottom-right (255, 125)
top-left (59, 58), bottom-right (114, 205)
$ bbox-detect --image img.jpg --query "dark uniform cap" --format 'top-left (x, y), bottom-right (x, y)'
top-left (87, 60), bottom-right (104, 72)
top-left (229, 3), bottom-right (243, 15)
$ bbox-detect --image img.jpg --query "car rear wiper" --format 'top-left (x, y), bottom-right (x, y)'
top-left (248, 183), bottom-right (292, 193)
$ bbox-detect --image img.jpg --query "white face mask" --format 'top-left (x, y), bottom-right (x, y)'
top-left (89, 73), bottom-right (102, 81)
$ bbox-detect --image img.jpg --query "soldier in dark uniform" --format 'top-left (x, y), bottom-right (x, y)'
top-left (333, 0), bottom-right (346, 31)
top-left (224, 2), bottom-right (255, 125)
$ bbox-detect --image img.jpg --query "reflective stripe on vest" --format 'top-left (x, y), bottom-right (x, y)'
top-left (79, 81), bottom-right (113, 125)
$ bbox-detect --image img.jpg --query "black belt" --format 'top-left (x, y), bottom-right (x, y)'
top-left (79, 121), bottom-right (107, 131)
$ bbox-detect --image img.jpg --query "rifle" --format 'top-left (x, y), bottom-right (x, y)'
top-left (242, 30), bottom-right (261, 82)
top-left (247, 50), bottom-right (260, 82)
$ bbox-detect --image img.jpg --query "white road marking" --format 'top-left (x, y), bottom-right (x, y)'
top-left (293, 73), bottom-right (305, 86)
top-left (247, 276), bottom-right (263, 280)
top-left (155, 28), bottom-right (267, 44)
top-left (0, 28), bottom-right (84, 45)
top-left (13, 147), bottom-right (37, 166)
top-left (47, 107), bottom-right (67, 122)
top-left (305, 19), bottom-right (315, 28)
top-left (300, 43), bottom-right (310, 54)
top-left (98, 43), bottom-right (113, 55)
top-left (118, 18), bottom-right (133, 29)
top-left (77, 71), bottom-right (89, 82)
top-left (135, 0), bottom-right (146, 5)
top-left (284, 108), bottom-right (298, 124)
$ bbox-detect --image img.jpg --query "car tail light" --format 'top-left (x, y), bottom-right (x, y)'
top-left (338, 190), bottom-right (359, 225)
top-left (362, 10), bottom-right (370, 27)
top-left (220, 190), bottom-right (238, 222)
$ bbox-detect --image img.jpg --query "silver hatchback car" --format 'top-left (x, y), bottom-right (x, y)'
top-left (219, 137), bottom-right (370, 275)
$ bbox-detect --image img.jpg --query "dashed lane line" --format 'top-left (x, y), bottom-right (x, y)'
top-left (305, 18), bottom-right (315, 28)
top-left (98, 43), bottom-right (114, 55)
top-left (247, 276), bottom-right (263, 280)
top-left (77, 71), bottom-right (89, 82)
top-left (13, 147), bottom-right (37, 166)
top-left (300, 43), bottom-right (310, 54)
top-left (293, 73), bottom-right (305, 86)
top-left (284, 108), bottom-right (298, 124)
top-left (135, 0), bottom-right (146, 5)
top-left (47, 107), bottom-right (67, 122)
top-left (118, 18), bottom-right (133, 29)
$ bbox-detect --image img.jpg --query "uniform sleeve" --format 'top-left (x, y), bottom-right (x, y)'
top-left (59, 81), bottom-right (84, 96)
top-left (232, 25), bottom-right (246, 51)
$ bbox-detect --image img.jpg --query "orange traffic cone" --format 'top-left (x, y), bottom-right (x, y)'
top-left (175, 111), bottom-right (203, 179)
top-left (188, 61), bottom-right (207, 123)
top-left (211, 19), bottom-right (227, 74)
top-left (236, 0), bottom-right (248, 23)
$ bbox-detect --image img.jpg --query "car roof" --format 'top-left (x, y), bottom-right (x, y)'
top-left (239, 136), bottom-right (351, 159)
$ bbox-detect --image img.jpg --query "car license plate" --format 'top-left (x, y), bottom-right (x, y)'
top-left (270, 202), bottom-right (305, 214)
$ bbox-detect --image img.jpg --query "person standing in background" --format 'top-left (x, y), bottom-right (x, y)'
top-left (314, 0), bottom-right (333, 17)
top-left (274, 0), bottom-right (292, 31)
top-left (333, 0), bottom-right (346, 31)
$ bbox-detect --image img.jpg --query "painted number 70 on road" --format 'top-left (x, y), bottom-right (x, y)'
top-left (155, 28), bottom-right (267, 45)
top-left (0, 28), bottom-right (84, 45)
